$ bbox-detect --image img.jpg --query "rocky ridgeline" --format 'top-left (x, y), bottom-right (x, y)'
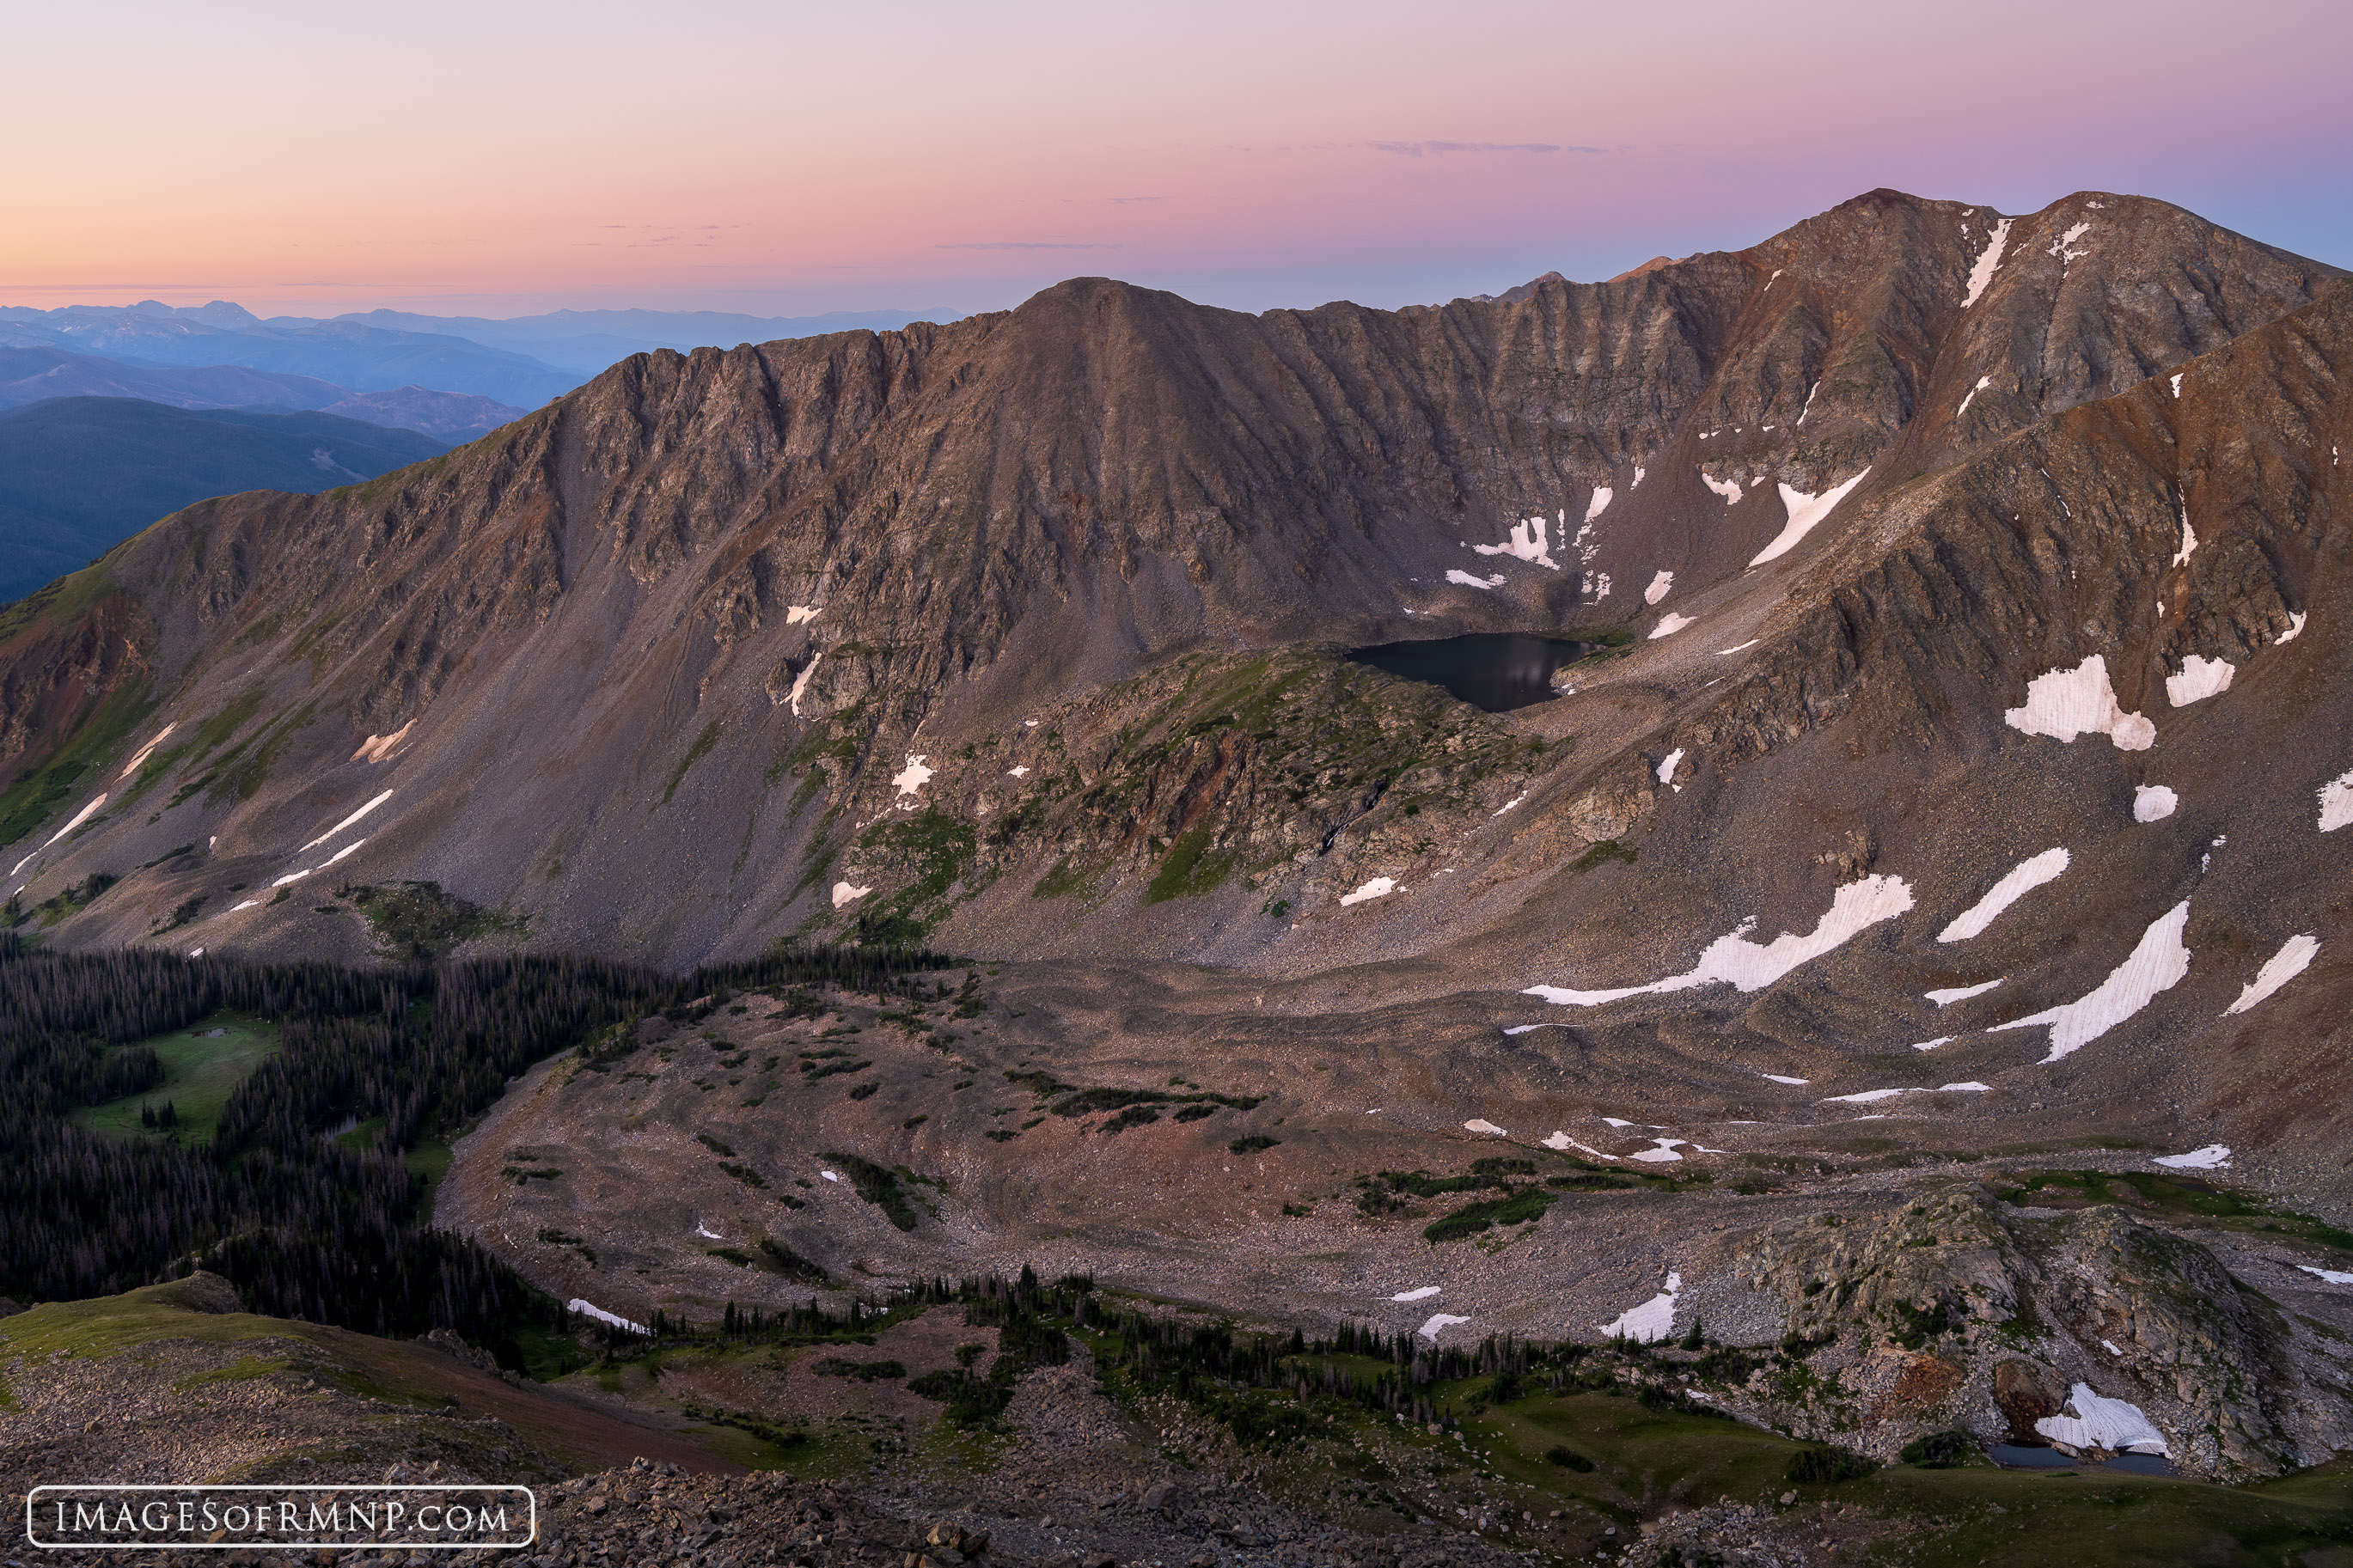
top-left (3, 187), bottom-right (2339, 973)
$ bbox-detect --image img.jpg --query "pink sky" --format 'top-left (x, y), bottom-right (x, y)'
top-left (6, 0), bottom-right (2347, 320)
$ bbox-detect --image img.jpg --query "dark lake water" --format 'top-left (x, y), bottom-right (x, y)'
top-left (1348, 634), bottom-right (1591, 712)
top-left (1989, 1443), bottom-right (2174, 1476)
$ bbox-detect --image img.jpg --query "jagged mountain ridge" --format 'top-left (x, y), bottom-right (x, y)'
top-left (1, 189), bottom-right (2346, 1190)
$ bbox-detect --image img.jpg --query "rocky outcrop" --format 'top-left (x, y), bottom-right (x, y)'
top-left (1731, 1189), bottom-right (2345, 1476)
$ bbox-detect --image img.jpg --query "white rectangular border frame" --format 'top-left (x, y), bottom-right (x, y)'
top-left (25, 1483), bottom-right (537, 1550)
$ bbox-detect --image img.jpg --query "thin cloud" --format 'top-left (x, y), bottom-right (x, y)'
top-left (1371, 140), bottom-right (1605, 156)
top-left (934, 241), bottom-right (1121, 251)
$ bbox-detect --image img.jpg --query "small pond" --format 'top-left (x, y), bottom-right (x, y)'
top-left (1990, 1443), bottom-right (2175, 1476)
top-left (1348, 634), bottom-right (1592, 713)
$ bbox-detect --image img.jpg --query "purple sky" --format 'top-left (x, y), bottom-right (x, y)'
top-left (5, 0), bottom-right (2347, 319)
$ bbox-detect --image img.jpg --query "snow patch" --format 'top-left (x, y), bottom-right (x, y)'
top-left (2170, 374), bottom-right (2183, 399)
top-left (2277, 611), bottom-right (2306, 644)
top-left (1655, 748), bottom-right (1684, 787)
top-left (1493, 794), bottom-right (1525, 815)
top-left (119, 723), bottom-right (177, 778)
top-left (696, 1220), bottom-right (723, 1240)
top-left (1962, 217), bottom-right (2012, 307)
top-left (2036, 1384), bottom-right (2167, 1455)
top-left (1416, 1314), bottom-right (1471, 1341)
top-left (2166, 655), bottom-right (2234, 707)
top-left (1463, 1119), bottom-right (1507, 1137)
top-left (1340, 877), bottom-right (1398, 907)
top-left (1390, 1286), bottom-right (1440, 1302)
top-left (2320, 769), bottom-right (2353, 832)
top-left (1910, 1038), bottom-right (1954, 1052)
top-left (2154, 1144), bottom-right (2232, 1170)
top-left (1632, 466), bottom-right (1646, 487)
top-left (1582, 571), bottom-right (1611, 601)
top-left (1598, 1273), bottom-right (1682, 1342)
top-left (2173, 507), bottom-right (2197, 568)
top-left (300, 790), bottom-right (393, 853)
top-left (1475, 514), bottom-right (1560, 570)
top-left (2047, 222), bottom-right (2093, 265)
top-left (1701, 473), bottom-right (1744, 504)
top-left (1585, 488), bottom-right (1614, 522)
top-left (1542, 1132), bottom-right (1617, 1159)
top-left (1761, 1074), bottom-right (1809, 1085)
top-left (568, 1300), bottom-right (651, 1336)
top-left (890, 755), bottom-right (933, 797)
top-left (1007, 766), bottom-right (1030, 778)
top-left (352, 721), bottom-right (414, 764)
top-left (1629, 1138), bottom-right (1688, 1162)
top-left (1939, 848), bottom-right (2069, 942)
top-left (1939, 1081), bottom-right (1992, 1092)
top-left (2224, 933), bottom-right (2318, 1016)
top-left (786, 604), bottom-right (821, 625)
top-left (1524, 875), bottom-right (1914, 1007)
top-left (1445, 569), bottom-right (1504, 589)
top-left (2132, 785), bottom-right (2178, 823)
top-left (1990, 900), bottom-right (2191, 1062)
top-left (1927, 979), bottom-right (2006, 1006)
top-left (1644, 570), bottom-right (1675, 605)
top-left (225, 900), bottom-right (259, 913)
top-left (1750, 468), bottom-right (1871, 566)
top-left (1957, 375), bottom-right (1991, 418)
top-left (831, 882), bottom-right (871, 908)
top-left (2298, 1266), bottom-right (2353, 1285)
top-left (1717, 640), bottom-right (1758, 655)
top-left (1821, 1088), bottom-right (1909, 1105)
top-left (787, 652), bottom-right (823, 717)
top-left (1648, 613), bottom-right (1694, 639)
top-left (319, 839), bottom-right (364, 869)
top-left (820, 1170), bottom-right (841, 1182)
top-left (40, 793), bottom-right (107, 851)
top-left (2002, 656), bottom-right (2155, 750)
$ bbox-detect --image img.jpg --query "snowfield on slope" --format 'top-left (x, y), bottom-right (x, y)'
top-left (2315, 768), bottom-right (2353, 832)
top-left (2003, 656), bottom-right (2154, 750)
top-left (2166, 655), bottom-right (2235, 707)
top-left (2223, 934), bottom-right (2318, 1015)
top-left (1749, 469), bottom-right (1871, 565)
top-left (1598, 1273), bottom-right (1681, 1342)
top-left (1524, 875), bottom-right (1913, 1007)
top-left (2036, 1384), bottom-right (2168, 1455)
top-left (299, 790), bottom-right (393, 853)
top-left (1962, 217), bottom-right (2013, 307)
top-left (1474, 513), bottom-right (1561, 569)
top-left (1991, 900), bottom-right (2191, 1061)
top-left (1939, 848), bottom-right (2069, 942)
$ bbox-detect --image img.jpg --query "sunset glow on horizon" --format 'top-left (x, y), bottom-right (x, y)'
top-left (8, 0), bottom-right (2349, 321)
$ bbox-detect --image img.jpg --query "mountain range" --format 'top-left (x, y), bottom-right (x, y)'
top-left (0, 301), bottom-right (957, 407)
top-left (3, 186), bottom-right (2352, 1528)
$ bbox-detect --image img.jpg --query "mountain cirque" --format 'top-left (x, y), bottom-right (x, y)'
top-left (3, 188), bottom-right (2353, 1486)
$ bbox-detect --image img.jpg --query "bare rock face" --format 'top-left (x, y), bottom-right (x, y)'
top-left (2, 187), bottom-right (2337, 979)
top-left (1992, 1358), bottom-right (2067, 1439)
top-left (1734, 1190), bottom-right (2336, 1476)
